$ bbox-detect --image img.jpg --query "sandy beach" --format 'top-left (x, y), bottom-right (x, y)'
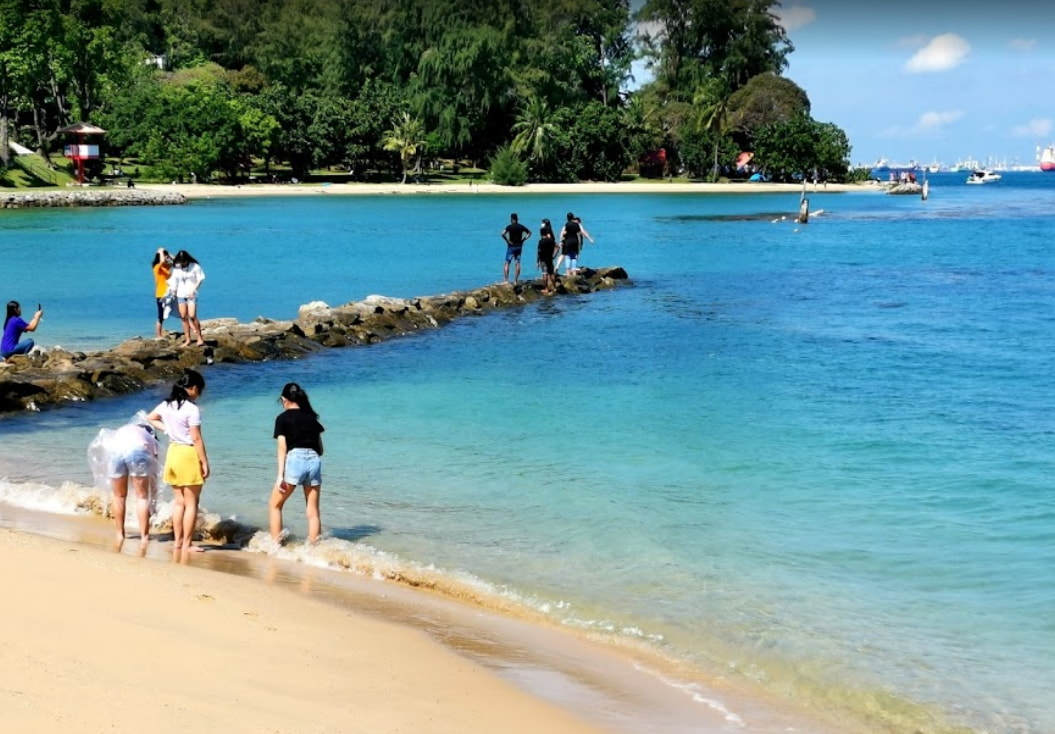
top-left (0, 527), bottom-right (613, 733)
top-left (136, 179), bottom-right (873, 199)
top-left (0, 501), bottom-right (852, 734)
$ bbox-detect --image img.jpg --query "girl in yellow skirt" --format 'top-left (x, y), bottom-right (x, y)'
top-left (149, 369), bottom-right (209, 558)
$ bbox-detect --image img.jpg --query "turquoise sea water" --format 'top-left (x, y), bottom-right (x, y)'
top-left (1, 175), bottom-right (1053, 733)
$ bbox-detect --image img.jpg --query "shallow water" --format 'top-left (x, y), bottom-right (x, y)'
top-left (2, 174), bottom-right (1053, 733)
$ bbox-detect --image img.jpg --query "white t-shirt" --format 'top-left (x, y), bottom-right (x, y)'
top-left (168, 263), bottom-right (205, 298)
top-left (110, 423), bottom-right (159, 457)
top-left (152, 399), bottom-right (201, 445)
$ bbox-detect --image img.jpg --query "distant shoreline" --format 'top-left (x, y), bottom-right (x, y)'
top-left (135, 179), bottom-right (876, 199)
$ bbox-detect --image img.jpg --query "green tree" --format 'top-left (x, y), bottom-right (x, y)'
top-left (251, 0), bottom-right (341, 95)
top-left (637, 0), bottom-right (792, 99)
top-left (236, 98), bottom-right (280, 175)
top-left (538, 101), bottom-right (633, 182)
top-left (489, 144), bottom-right (527, 186)
top-left (725, 72), bottom-right (811, 148)
top-left (0, 0), bottom-right (29, 166)
top-left (382, 112), bottom-right (427, 184)
top-left (116, 67), bottom-right (246, 182)
top-left (411, 25), bottom-right (513, 160)
top-left (751, 111), bottom-right (851, 182)
top-left (511, 98), bottom-right (557, 163)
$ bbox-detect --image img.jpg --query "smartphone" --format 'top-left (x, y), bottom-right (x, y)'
top-left (37, 303), bottom-right (41, 311)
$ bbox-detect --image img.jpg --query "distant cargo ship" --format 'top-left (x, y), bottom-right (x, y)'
top-left (1040, 144), bottom-right (1055, 172)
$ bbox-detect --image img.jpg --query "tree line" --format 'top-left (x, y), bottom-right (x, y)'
top-left (0, 0), bottom-right (856, 185)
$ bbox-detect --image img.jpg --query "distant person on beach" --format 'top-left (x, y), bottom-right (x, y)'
top-left (1, 300), bottom-right (43, 360)
top-left (500, 212), bottom-right (531, 284)
top-left (169, 250), bottom-right (205, 347)
top-left (152, 248), bottom-right (173, 339)
top-left (88, 416), bottom-right (159, 544)
top-left (148, 369), bottom-right (209, 557)
top-left (536, 219), bottom-right (558, 294)
top-left (270, 382), bottom-right (325, 544)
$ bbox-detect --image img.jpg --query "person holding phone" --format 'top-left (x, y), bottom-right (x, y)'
top-left (1, 301), bottom-right (43, 360)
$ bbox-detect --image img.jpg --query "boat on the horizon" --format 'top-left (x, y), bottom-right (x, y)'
top-left (966, 169), bottom-right (1001, 184)
top-left (1039, 144), bottom-right (1055, 172)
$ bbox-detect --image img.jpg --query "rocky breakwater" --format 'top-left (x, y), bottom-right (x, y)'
top-left (0, 267), bottom-right (630, 415)
top-left (0, 189), bottom-right (187, 208)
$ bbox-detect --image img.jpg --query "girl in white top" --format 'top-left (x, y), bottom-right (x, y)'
top-left (148, 369), bottom-right (209, 558)
top-left (168, 249), bottom-right (206, 347)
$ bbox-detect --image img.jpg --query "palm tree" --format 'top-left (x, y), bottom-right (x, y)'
top-left (382, 112), bottom-right (427, 184)
top-left (510, 98), bottom-right (557, 163)
top-left (693, 79), bottom-right (732, 182)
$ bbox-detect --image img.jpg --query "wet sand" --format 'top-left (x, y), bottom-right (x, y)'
top-left (0, 503), bottom-right (847, 734)
top-left (0, 521), bottom-right (612, 733)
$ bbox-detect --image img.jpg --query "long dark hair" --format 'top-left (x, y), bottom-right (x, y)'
top-left (172, 250), bottom-right (199, 268)
top-left (152, 249), bottom-right (171, 266)
top-left (4, 301), bottom-right (19, 329)
top-left (165, 369), bottom-right (206, 407)
top-left (281, 382), bottom-right (318, 418)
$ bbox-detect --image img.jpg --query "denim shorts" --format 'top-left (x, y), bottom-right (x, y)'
top-left (108, 447), bottom-right (157, 479)
top-left (283, 448), bottom-right (322, 488)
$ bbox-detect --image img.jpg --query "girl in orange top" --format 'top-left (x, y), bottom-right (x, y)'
top-left (152, 248), bottom-right (172, 338)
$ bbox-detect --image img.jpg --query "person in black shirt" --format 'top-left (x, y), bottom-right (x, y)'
top-left (536, 218), bottom-right (558, 294)
top-left (500, 212), bottom-right (532, 284)
top-left (270, 382), bottom-right (325, 544)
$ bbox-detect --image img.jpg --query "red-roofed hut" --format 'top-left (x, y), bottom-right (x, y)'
top-left (59, 122), bottom-right (106, 184)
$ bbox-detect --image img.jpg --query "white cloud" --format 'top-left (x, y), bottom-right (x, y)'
top-left (776, 5), bottom-right (816, 32)
top-left (878, 110), bottom-right (964, 138)
top-left (916, 110), bottom-right (964, 131)
top-left (1012, 118), bottom-right (1052, 137)
top-left (904, 33), bottom-right (970, 73)
top-left (1009, 38), bottom-right (1037, 52)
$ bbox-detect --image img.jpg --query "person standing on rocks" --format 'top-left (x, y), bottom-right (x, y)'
top-left (270, 382), bottom-right (325, 545)
top-left (1, 300), bottom-right (43, 360)
top-left (536, 219), bottom-right (558, 294)
top-left (557, 213), bottom-right (594, 276)
top-left (500, 212), bottom-right (531, 284)
top-left (169, 250), bottom-right (205, 347)
top-left (152, 248), bottom-right (173, 339)
top-left (148, 369), bottom-right (209, 559)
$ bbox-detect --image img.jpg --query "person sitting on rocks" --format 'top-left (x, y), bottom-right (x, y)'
top-left (1, 300), bottom-right (43, 360)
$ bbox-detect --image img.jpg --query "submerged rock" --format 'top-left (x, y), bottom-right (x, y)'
top-left (0, 267), bottom-right (631, 415)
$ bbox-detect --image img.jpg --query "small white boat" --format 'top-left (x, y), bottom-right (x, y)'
top-left (965, 169), bottom-right (1001, 184)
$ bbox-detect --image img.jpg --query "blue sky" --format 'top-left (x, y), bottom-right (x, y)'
top-left (632, 1), bottom-right (1055, 168)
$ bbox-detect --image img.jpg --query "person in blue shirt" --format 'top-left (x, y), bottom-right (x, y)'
top-left (1, 301), bottom-right (42, 360)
